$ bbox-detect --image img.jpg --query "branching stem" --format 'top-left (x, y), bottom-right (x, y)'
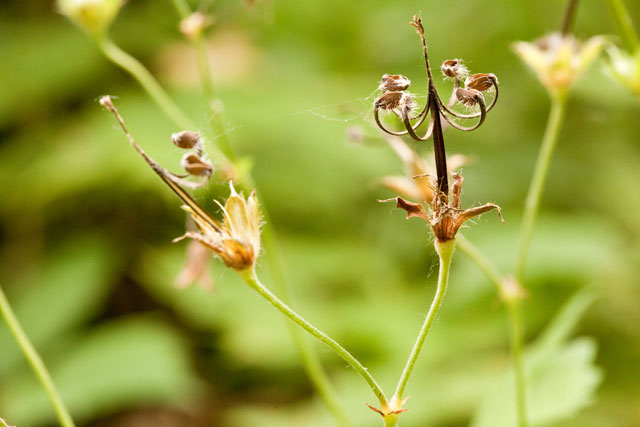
top-left (239, 268), bottom-right (388, 408)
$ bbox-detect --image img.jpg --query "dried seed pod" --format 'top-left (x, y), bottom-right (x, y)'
top-left (172, 131), bottom-right (201, 149)
top-left (441, 59), bottom-right (468, 80)
top-left (181, 152), bottom-right (213, 177)
top-left (465, 73), bottom-right (498, 91)
top-left (455, 88), bottom-right (484, 107)
top-left (380, 74), bottom-right (411, 91)
top-left (374, 91), bottom-right (413, 111)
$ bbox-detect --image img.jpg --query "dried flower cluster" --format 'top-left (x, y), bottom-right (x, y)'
top-left (100, 96), bottom-right (261, 273)
top-left (374, 15), bottom-right (502, 241)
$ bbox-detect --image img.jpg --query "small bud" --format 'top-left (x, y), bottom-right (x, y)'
top-left (455, 88), bottom-right (484, 107)
top-left (605, 45), bottom-right (640, 98)
top-left (57, 0), bottom-right (122, 36)
top-left (181, 153), bottom-right (213, 177)
top-left (179, 12), bottom-right (211, 40)
top-left (172, 131), bottom-right (201, 149)
top-left (380, 74), bottom-right (411, 92)
top-left (441, 59), bottom-right (468, 80)
top-left (465, 73), bottom-right (498, 91)
top-left (374, 91), bottom-right (413, 111)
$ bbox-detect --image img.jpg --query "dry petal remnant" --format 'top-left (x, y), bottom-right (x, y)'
top-left (382, 173), bottom-right (503, 242)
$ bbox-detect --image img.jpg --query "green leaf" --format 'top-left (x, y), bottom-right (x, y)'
top-left (0, 238), bottom-right (117, 376)
top-left (1, 315), bottom-right (199, 426)
top-left (472, 290), bottom-right (603, 427)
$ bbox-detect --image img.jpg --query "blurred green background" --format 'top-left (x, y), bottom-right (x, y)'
top-left (1, 0), bottom-right (639, 426)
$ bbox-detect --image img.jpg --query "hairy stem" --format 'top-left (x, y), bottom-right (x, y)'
top-left (260, 219), bottom-right (353, 426)
top-left (393, 238), bottom-right (455, 400)
top-left (0, 285), bottom-right (76, 427)
top-left (514, 95), bottom-right (566, 283)
top-left (169, 0), bottom-right (236, 161)
top-left (606, 0), bottom-right (640, 53)
top-left (95, 36), bottom-right (197, 132)
top-left (239, 268), bottom-right (388, 408)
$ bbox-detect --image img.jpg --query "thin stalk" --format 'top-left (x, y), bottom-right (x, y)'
top-left (239, 268), bottom-right (388, 408)
top-left (95, 36), bottom-right (197, 132)
top-left (169, 0), bottom-right (236, 160)
top-left (560, 0), bottom-right (580, 36)
top-left (506, 298), bottom-right (527, 427)
top-left (260, 219), bottom-right (353, 426)
top-left (0, 285), bottom-right (76, 427)
top-left (606, 0), bottom-right (640, 54)
top-left (514, 95), bottom-right (566, 283)
top-left (393, 238), bottom-right (455, 400)
top-left (456, 234), bottom-right (504, 293)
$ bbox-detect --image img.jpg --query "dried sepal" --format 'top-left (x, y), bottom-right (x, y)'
top-left (383, 172), bottom-right (503, 242)
top-left (175, 240), bottom-right (214, 290)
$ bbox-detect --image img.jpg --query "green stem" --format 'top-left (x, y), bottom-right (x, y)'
top-left (0, 285), bottom-right (76, 427)
top-left (506, 298), bottom-right (527, 427)
top-left (95, 36), bottom-right (198, 132)
top-left (456, 235), bottom-right (504, 293)
top-left (239, 268), bottom-right (388, 408)
top-left (392, 238), bottom-right (455, 400)
top-left (260, 221), bottom-right (353, 426)
top-left (606, 0), bottom-right (640, 54)
top-left (514, 95), bottom-right (566, 283)
top-left (169, 0), bottom-right (236, 160)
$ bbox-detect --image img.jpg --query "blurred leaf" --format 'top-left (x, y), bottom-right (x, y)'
top-left (472, 290), bottom-right (603, 427)
top-left (0, 237), bottom-right (117, 376)
top-left (1, 315), bottom-right (199, 426)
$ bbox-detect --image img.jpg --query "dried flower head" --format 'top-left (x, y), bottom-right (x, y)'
top-left (382, 172), bottom-right (503, 242)
top-left (605, 44), bottom-right (640, 97)
top-left (57, 0), bottom-right (122, 36)
top-left (441, 59), bottom-right (468, 80)
top-left (513, 32), bottom-right (605, 96)
top-left (373, 14), bottom-right (499, 197)
top-left (465, 73), bottom-right (498, 92)
top-left (174, 183), bottom-right (261, 271)
top-left (380, 74), bottom-right (411, 92)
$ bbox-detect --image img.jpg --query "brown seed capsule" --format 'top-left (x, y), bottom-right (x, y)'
top-left (455, 88), bottom-right (484, 107)
top-left (465, 73), bottom-right (498, 91)
top-left (181, 152), bottom-right (212, 177)
top-left (380, 74), bottom-right (411, 91)
top-left (172, 131), bottom-right (201, 149)
top-left (441, 59), bottom-right (468, 80)
top-left (374, 91), bottom-right (413, 111)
